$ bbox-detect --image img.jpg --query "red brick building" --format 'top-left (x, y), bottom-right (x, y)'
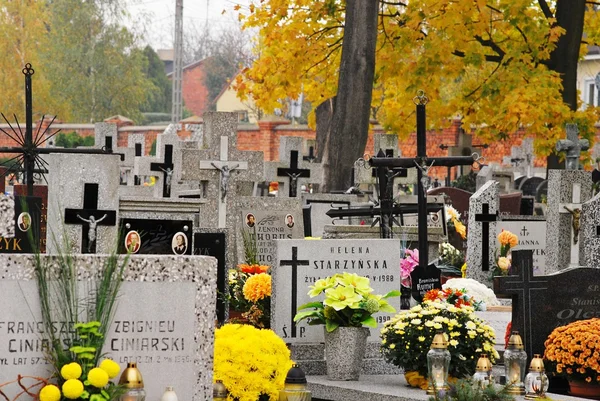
top-left (167, 59), bottom-right (212, 117)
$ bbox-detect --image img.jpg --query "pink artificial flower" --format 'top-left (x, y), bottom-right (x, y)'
top-left (400, 249), bottom-right (419, 287)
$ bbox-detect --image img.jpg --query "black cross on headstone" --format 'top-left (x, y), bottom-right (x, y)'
top-left (475, 203), bottom-right (498, 271)
top-left (0, 64), bottom-right (119, 196)
top-left (254, 181), bottom-right (271, 196)
top-left (596, 225), bottom-right (600, 237)
top-left (303, 146), bottom-right (317, 163)
top-left (277, 150), bottom-right (310, 197)
top-left (134, 143), bottom-right (142, 186)
top-left (279, 246), bottom-right (310, 338)
top-left (150, 144), bottom-right (174, 197)
top-left (494, 250), bottom-right (548, 358)
top-left (64, 183), bottom-right (117, 253)
top-left (520, 225), bottom-right (528, 237)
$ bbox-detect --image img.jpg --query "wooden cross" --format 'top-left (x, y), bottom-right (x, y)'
top-left (64, 183), bottom-right (117, 253)
top-left (475, 203), bottom-right (498, 271)
top-left (150, 144), bottom-right (174, 197)
top-left (279, 246), bottom-right (310, 338)
top-left (198, 135), bottom-right (248, 227)
top-left (277, 150), bottom-right (311, 197)
top-left (494, 250), bottom-right (548, 358)
top-left (559, 182), bottom-right (582, 267)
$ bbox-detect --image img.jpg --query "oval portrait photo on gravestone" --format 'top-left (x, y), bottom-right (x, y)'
top-left (17, 212), bottom-right (31, 232)
top-left (285, 214), bottom-right (295, 229)
top-left (246, 213), bottom-right (255, 228)
top-left (172, 232), bottom-right (188, 255)
top-left (125, 230), bottom-right (141, 254)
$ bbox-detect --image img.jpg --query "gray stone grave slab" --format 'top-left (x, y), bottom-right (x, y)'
top-left (496, 217), bottom-right (546, 275)
top-left (235, 197), bottom-right (304, 265)
top-left (273, 239), bottom-right (401, 343)
top-left (181, 112), bottom-right (263, 229)
top-left (475, 165), bottom-right (493, 191)
top-left (263, 136), bottom-right (323, 197)
top-left (0, 194), bottom-right (15, 238)
top-left (466, 180), bottom-right (499, 287)
top-left (94, 122), bottom-right (118, 151)
top-left (0, 253), bottom-right (217, 401)
top-left (302, 193), bottom-right (358, 237)
top-left (46, 153), bottom-right (120, 254)
top-left (502, 138), bottom-right (534, 178)
top-left (581, 191), bottom-right (600, 268)
top-left (545, 170), bottom-right (593, 273)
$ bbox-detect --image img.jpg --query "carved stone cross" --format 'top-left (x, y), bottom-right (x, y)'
top-left (556, 124), bottom-right (589, 170)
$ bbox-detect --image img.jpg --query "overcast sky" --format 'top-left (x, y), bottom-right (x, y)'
top-left (125, 0), bottom-right (252, 48)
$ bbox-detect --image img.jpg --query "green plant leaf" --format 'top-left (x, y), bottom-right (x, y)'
top-left (382, 290), bottom-right (401, 299)
top-left (361, 316), bottom-right (377, 328)
top-left (297, 301), bottom-right (324, 310)
top-left (379, 304), bottom-right (396, 313)
top-left (294, 310), bottom-right (323, 322)
top-left (325, 320), bottom-right (339, 332)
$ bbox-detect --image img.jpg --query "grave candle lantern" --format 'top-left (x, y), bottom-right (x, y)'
top-left (426, 331), bottom-right (451, 395)
top-left (213, 380), bottom-right (228, 401)
top-left (279, 364), bottom-right (311, 401)
top-left (118, 362), bottom-right (146, 401)
top-left (504, 331), bottom-right (527, 395)
top-left (472, 354), bottom-right (493, 388)
top-left (524, 354), bottom-right (549, 399)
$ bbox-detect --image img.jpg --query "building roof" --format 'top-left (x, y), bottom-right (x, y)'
top-left (166, 57), bottom-right (209, 78)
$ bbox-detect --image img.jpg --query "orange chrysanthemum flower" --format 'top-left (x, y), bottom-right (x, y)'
top-left (497, 230), bottom-right (518, 247)
top-left (243, 273), bottom-right (272, 303)
top-left (239, 264), bottom-right (270, 274)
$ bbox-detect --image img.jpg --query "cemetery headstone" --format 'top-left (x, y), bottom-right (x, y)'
top-left (302, 193), bottom-right (358, 237)
top-left (495, 250), bottom-right (600, 361)
top-left (194, 230), bottom-right (227, 323)
top-left (556, 123), bottom-right (589, 170)
top-left (581, 192), bottom-right (600, 268)
top-left (0, 253), bottom-right (217, 401)
top-left (545, 169), bottom-right (593, 273)
top-left (428, 187), bottom-right (473, 219)
top-left (47, 154), bottom-right (120, 254)
top-left (475, 165), bottom-right (493, 191)
top-left (0, 195), bottom-right (40, 253)
top-left (0, 193), bottom-right (14, 238)
top-left (118, 218), bottom-right (193, 255)
top-left (535, 180), bottom-right (548, 203)
top-left (13, 185), bottom-right (48, 252)
top-left (496, 217), bottom-right (546, 275)
top-left (273, 239), bottom-right (401, 343)
top-left (466, 180), bottom-right (499, 287)
top-left (519, 176), bottom-right (545, 198)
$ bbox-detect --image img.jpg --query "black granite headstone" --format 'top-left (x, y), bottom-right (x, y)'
top-left (535, 180), bottom-right (548, 203)
top-left (194, 232), bottom-right (226, 323)
top-left (118, 218), bottom-right (192, 255)
top-left (518, 176), bottom-right (545, 197)
top-left (410, 263), bottom-right (442, 302)
top-left (0, 196), bottom-right (42, 253)
top-left (494, 250), bottom-right (600, 360)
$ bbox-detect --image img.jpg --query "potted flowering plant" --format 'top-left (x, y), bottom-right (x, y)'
top-left (294, 272), bottom-right (400, 380)
top-left (381, 293), bottom-right (498, 389)
top-left (544, 318), bottom-right (600, 397)
top-left (494, 230), bottom-right (518, 276)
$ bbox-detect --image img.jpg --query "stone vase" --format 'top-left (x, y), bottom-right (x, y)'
top-left (324, 326), bottom-right (369, 380)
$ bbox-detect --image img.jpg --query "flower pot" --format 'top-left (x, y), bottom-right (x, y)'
top-left (569, 379), bottom-right (600, 400)
top-left (324, 326), bottom-right (369, 381)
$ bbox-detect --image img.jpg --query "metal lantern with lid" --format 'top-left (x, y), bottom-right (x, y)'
top-left (525, 354), bottom-right (549, 399)
top-left (279, 364), bottom-right (311, 401)
top-left (213, 380), bottom-right (228, 401)
top-left (118, 363), bottom-right (146, 401)
top-left (504, 331), bottom-right (528, 395)
top-left (472, 354), bottom-right (493, 388)
top-left (426, 331), bottom-right (451, 395)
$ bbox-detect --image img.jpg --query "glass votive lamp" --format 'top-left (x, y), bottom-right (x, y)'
top-left (118, 363), bottom-right (146, 401)
top-left (279, 364), bottom-right (311, 401)
top-left (525, 354), bottom-right (549, 399)
top-left (504, 331), bottom-right (527, 395)
top-left (213, 380), bottom-right (228, 401)
top-left (472, 354), bottom-right (493, 388)
top-left (426, 331), bottom-right (451, 395)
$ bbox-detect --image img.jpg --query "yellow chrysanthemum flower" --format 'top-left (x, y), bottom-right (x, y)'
top-left (242, 273), bottom-right (272, 303)
top-left (62, 379), bottom-right (84, 399)
top-left (39, 385), bottom-right (61, 401)
top-left (99, 359), bottom-right (121, 379)
top-left (88, 367), bottom-right (109, 388)
top-left (60, 362), bottom-right (82, 380)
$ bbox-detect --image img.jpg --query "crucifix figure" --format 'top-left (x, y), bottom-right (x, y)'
top-left (76, 213), bottom-right (107, 253)
top-left (64, 183), bottom-right (117, 253)
top-left (556, 123), bottom-right (590, 170)
top-left (559, 182), bottom-right (583, 266)
top-left (277, 150), bottom-right (311, 197)
top-left (150, 144), bottom-right (174, 197)
top-left (159, 167), bottom-right (174, 194)
top-left (211, 162), bottom-right (240, 202)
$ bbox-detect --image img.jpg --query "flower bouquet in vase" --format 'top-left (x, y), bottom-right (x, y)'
top-left (294, 273), bottom-right (400, 380)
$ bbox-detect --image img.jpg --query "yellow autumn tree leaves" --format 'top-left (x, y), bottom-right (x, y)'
top-left (237, 0), bottom-right (600, 156)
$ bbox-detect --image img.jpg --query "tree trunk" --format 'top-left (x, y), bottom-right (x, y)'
top-left (548, 0), bottom-right (586, 111)
top-left (314, 97), bottom-right (336, 164)
top-left (322, 0), bottom-right (379, 192)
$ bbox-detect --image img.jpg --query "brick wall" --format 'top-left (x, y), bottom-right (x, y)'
top-left (182, 61), bottom-right (211, 117)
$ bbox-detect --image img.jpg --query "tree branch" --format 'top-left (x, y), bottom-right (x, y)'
top-left (538, 0), bottom-right (554, 19)
top-left (475, 35), bottom-right (506, 59)
top-left (452, 50), bottom-right (503, 63)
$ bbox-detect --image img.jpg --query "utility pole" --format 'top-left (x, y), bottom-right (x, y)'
top-left (171, 0), bottom-right (184, 123)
